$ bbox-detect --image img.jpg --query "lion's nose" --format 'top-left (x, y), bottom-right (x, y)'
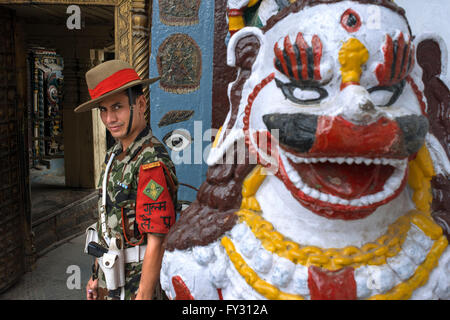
top-left (359, 100), bottom-right (376, 112)
top-left (338, 85), bottom-right (383, 125)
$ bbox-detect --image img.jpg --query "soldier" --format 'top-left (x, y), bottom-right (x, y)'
top-left (75, 60), bottom-right (178, 300)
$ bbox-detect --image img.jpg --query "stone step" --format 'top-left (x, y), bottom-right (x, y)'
top-left (32, 192), bottom-right (97, 255)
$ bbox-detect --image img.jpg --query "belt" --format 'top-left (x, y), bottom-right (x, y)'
top-left (124, 245), bottom-right (147, 263)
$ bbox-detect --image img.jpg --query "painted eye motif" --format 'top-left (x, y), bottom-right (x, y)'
top-left (341, 9), bottom-right (362, 33)
top-left (368, 80), bottom-right (406, 107)
top-left (275, 78), bottom-right (328, 105)
top-left (163, 129), bottom-right (192, 151)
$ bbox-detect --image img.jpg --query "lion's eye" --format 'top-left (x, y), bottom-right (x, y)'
top-left (368, 80), bottom-right (405, 107)
top-left (163, 129), bottom-right (192, 151)
top-left (275, 78), bottom-right (328, 105)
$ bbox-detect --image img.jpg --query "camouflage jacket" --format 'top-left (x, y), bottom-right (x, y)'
top-left (96, 126), bottom-right (178, 249)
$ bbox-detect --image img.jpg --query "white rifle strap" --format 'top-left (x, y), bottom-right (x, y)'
top-left (101, 152), bottom-right (116, 246)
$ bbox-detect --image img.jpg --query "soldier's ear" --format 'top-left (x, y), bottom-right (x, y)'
top-left (415, 33), bottom-right (448, 81)
top-left (227, 27), bottom-right (264, 71)
top-left (137, 94), bottom-right (147, 113)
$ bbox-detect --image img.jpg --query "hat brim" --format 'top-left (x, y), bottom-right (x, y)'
top-left (74, 77), bottom-right (160, 113)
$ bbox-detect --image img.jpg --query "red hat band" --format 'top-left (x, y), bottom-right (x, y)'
top-left (88, 68), bottom-right (141, 100)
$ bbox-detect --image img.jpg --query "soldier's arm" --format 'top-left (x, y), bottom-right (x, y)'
top-left (134, 153), bottom-right (177, 300)
top-left (86, 258), bottom-right (99, 300)
top-left (135, 233), bottom-right (165, 300)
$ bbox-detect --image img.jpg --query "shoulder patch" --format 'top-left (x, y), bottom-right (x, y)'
top-left (142, 162), bottom-right (160, 170)
top-left (136, 161), bottom-right (175, 234)
top-left (143, 179), bottom-right (164, 201)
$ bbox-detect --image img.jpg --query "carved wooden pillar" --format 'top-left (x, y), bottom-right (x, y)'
top-left (115, 0), bottom-right (132, 62)
top-left (116, 0), bottom-right (151, 121)
top-left (132, 0), bottom-right (151, 121)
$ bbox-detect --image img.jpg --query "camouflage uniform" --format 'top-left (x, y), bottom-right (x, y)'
top-left (95, 125), bottom-right (178, 300)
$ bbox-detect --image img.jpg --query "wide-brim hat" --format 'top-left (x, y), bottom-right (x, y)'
top-left (74, 60), bottom-right (160, 113)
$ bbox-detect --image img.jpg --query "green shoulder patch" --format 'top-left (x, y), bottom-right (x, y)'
top-left (143, 179), bottom-right (164, 201)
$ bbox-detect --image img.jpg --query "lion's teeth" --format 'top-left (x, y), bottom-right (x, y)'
top-left (392, 159), bottom-right (402, 167)
top-left (328, 195), bottom-right (340, 204)
top-left (319, 193), bottom-right (329, 202)
top-left (310, 189), bottom-right (320, 199)
top-left (290, 172), bottom-right (301, 185)
top-left (295, 181), bottom-right (304, 189)
top-left (360, 198), bottom-right (370, 206)
top-left (285, 152), bottom-right (408, 170)
top-left (372, 192), bottom-right (385, 202)
top-left (302, 186), bottom-right (312, 195)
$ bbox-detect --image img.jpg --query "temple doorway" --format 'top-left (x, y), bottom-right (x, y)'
top-left (0, 3), bottom-right (115, 292)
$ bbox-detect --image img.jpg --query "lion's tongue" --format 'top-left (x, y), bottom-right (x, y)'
top-left (289, 161), bottom-right (395, 200)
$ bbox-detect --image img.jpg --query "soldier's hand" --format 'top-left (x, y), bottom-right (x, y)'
top-left (86, 277), bottom-right (98, 300)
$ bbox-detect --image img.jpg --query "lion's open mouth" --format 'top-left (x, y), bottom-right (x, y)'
top-left (257, 112), bottom-right (426, 219)
top-left (278, 149), bottom-right (408, 218)
top-left (285, 153), bottom-right (407, 204)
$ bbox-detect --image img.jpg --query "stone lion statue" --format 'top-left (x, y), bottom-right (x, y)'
top-left (160, 0), bottom-right (450, 300)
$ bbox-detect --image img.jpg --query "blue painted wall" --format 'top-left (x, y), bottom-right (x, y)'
top-left (149, 0), bottom-right (215, 204)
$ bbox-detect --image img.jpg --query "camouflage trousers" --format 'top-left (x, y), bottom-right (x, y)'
top-left (97, 262), bottom-right (167, 300)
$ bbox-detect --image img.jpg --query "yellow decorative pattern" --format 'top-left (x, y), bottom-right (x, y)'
top-left (368, 235), bottom-right (448, 300)
top-left (242, 166), bottom-right (267, 197)
top-left (407, 145), bottom-right (435, 214)
top-left (221, 236), bottom-right (306, 300)
top-left (240, 197), bottom-right (261, 212)
top-left (410, 211), bottom-right (443, 240)
top-left (212, 126), bottom-right (223, 148)
top-left (236, 207), bottom-right (413, 271)
top-left (229, 16), bottom-right (246, 32)
top-left (222, 233), bottom-right (447, 300)
top-left (338, 38), bottom-right (369, 85)
top-left (248, 0), bottom-right (260, 7)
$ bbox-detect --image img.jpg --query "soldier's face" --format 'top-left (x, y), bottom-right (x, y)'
top-left (98, 91), bottom-right (132, 139)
